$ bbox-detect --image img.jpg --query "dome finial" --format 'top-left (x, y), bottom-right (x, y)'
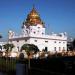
top-left (33, 4), bottom-right (35, 9)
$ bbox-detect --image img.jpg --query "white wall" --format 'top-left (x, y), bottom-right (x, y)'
top-left (0, 42), bottom-right (6, 51)
top-left (29, 37), bottom-right (67, 52)
top-left (10, 38), bottom-right (30, 52)
top-left (8, 24), bottom-right (67, 53)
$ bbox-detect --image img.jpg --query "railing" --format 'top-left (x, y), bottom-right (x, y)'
top-left (0, 56), bottom-right (74, 75)
top-left (0, 57), bottom-right (17, 75)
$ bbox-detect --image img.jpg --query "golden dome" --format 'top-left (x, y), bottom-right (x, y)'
top-left (23, 6), bottom-right (44, 27)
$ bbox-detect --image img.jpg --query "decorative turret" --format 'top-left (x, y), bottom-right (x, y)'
top-left (8, 30), bottom-right (15, 39)
top-left (22, 6), bottom-right (45, 28)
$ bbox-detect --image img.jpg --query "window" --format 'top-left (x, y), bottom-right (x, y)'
top-left (54, 47), bottom-right (56, 51)
top-left (63, 47), bottom-right (65, 50)
top-left (54, 41), bottom-right (56, 43)
top-left (63, 42), bottom-right (65, 44)
top-left (10, 41), bottom-right (12, 43)
top-left (25, 39), bottom-right (27, 42)
top-left (45, 41), bottom-right (48, 43)
top-left (38, 27), bottom-right (40, 29)
top-left (45, 47), bottom-right (48, 52)
top-left (31, 29), bottom-right (32, 31)
top-left (38, 31), bottom-right (39, 32)
top-left (17, 46), bottom-right (19, 51)
top-left (26, 30), bottom-right (28, 33)
top-left (34, 32), bottom-right (36, 34)
top-left (17, 40), bottom-right (19, 42)
top-left (59, 42), bottom-right (61, 43)
top-left (42, 33), bottom-right (44, 35)
top-left (35, 40), bottom-right (37, 42)
top-left (59, 47), bottom-right (61, 51)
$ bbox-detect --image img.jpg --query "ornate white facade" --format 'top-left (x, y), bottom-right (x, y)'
top-left (8, 7), bottom-right (67, 53)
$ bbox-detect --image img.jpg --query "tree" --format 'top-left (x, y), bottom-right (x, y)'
top-left (67, 42), bottom-right (73, 51)
top-left (72, 39), bottom-right (75, 50)
top-left (3, 43), bottom-right (14, 57)
top-left (21, 44), bottom-right (39, 55)
top-left (21, 44), bottom-right (39, 69)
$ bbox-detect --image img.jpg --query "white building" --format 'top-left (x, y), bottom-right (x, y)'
top-left (8, 7), bottom-right (67, 53)
top-left (0, 41), bottom-right (6, 51)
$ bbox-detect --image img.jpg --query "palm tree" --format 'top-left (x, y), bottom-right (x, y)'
top-left (21, 44), bottom-right (39, 69)
top-left (3, 43), bottom-right (14, 57)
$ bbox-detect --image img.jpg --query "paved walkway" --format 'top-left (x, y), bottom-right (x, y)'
top-left (0, 72), bottom-right (5, 75)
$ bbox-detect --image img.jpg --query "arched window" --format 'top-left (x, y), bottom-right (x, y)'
top-left (59, 47), bottom-right (61, 51)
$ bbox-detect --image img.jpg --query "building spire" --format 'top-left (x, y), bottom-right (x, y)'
top-left (33, 4), bottom-right (35, 9)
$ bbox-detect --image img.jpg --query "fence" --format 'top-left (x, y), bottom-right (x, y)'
top-left (0, 57), bottom-right (17, 75)
top-left (0, 56), bottom-right (74, 75)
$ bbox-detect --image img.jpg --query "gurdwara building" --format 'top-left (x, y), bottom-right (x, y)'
top-left (8, 7), bottom-right (67, 53)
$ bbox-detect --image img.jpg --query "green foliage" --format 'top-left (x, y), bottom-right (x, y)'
top-left (3, 43), bottom-right (14, 52)
top-left (21, 44), bottom-right (39, 55)
top-left (72, 39), bottom-right (75, 49)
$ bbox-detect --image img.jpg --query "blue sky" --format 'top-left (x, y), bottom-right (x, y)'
top-left (0, 0), bottom-right (75, 40)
